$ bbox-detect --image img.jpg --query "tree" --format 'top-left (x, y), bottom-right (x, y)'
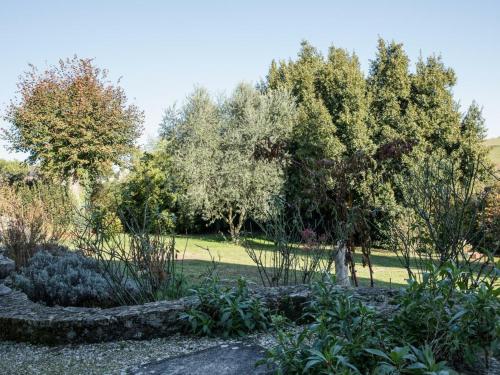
top-left (410, 55), bottom-right (460, 152)
top-left (459, 103), bottom-right (489, 174)
top-left (264, 38), bottom-right (492, 286)
top-left (3, 56), bottom-right (144, 185)
top-left (266, 42), bottom-right (374, 286)
top-left (368, 39), bottom-right (413, 144)
top-left (169, 84), bottom-right (296, 241)
top-left (318, 46), bottom-right (372, 156)
top-left (0, 159), bottom-right (31, 186)
top-left (119, 140), bottom-right (179, 232)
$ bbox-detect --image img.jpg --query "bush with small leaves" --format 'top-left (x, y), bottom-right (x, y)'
top-left (10, 249), bottom-right (119, 307)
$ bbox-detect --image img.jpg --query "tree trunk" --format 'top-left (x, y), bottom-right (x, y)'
top-left (69, 179), bottom-right (84, 208)
top-left (227, 207), bottom-right (235, 241)
top-left (347, 243), bottom-right (358, 287)
top-left (226, 207), bottom-right (246, 243)
top-left (227, 207), bottom-right (246, 243)
top-left (234, 208), bottom-right (246, 241)
top-left (335, 240), bottom-right (351, 287)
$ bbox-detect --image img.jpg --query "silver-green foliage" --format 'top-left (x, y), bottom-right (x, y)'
top-left (11, 249), bottom-right (114, 307)
top-left (169, 83), bottom-right (297, 240)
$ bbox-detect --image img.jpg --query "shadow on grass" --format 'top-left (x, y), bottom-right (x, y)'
top-left (177, 233), bottom-right (233, 244)
top-left (241, 239), bottom-right (407, 269)
top-left (177, 259), bottom-right (407, 289)
top-left (178, 233), bottom-right (284, 250)
top-left (177, 233), bottom-right (406, 266)
top-left (353, 250), bottom-right (405, 268)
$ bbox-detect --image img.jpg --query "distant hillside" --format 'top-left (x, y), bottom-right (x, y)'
top-left (485, 137), bottom-right (500, 171)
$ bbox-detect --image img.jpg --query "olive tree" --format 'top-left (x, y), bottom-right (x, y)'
top-left (168, 83), bottom-right (296, 241)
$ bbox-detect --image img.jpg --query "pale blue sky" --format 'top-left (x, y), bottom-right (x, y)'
top-left (1, 0), bottom-right (499, 160)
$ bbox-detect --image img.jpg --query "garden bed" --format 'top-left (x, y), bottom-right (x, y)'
top-left (0, 281), bottom-right (397, 345)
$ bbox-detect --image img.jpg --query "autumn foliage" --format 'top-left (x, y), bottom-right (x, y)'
top-left (4, 56), bottom-right (143, 182)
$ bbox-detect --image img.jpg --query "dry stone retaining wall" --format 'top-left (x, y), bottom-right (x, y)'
top-left (0, 272), bottom-right (398, 345)
top-left (0, 254), bottom-right (15, 279)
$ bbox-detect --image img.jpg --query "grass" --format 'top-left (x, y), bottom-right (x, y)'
top-left (172, 140), bottom-right (500, 288)
top-left (485, 137), bottom-right (500, 171)
top-left (174, 234), bottom-right (410, 288)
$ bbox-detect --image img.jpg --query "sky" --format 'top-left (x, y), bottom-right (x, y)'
top-left (1, 0), bottom-right (499, 160)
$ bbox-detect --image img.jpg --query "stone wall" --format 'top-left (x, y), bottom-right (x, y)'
top-left (0, 254), bottom-right (15, 279)
top-left (0, 278), bottom-right (398, 345)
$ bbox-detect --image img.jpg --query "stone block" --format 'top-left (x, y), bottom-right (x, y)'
top-left (0, 255), bottom-right (15, 279)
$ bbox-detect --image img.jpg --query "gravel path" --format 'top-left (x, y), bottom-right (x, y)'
top-left (0, 333), bottom-right (279, 375)
top-left (1, 334), bottom-right (497, 375)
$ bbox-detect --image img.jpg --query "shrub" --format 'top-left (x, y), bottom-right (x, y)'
top-left (118, 144), bottom-right (179, 235)
top-left (392, 263), bottom-right (500, 366)
top-left (261, 268), bottom-right (496, 374)
top-left (243, 203), bottom-right (338, 287)
top-left (0, 159), bottom-right (30, 186)
top-left (181, 277), bottom-right (271, 337)
top-left (306, 279), bottom-right (388, 366)
top-left (476, 181), bottom-right (500, 255)
top-left (366, 345), bottom-right (454, 375)
top-left (263, 278), bottom-right (389, 374)
top-left (388, 156), bottom-right (497, 283)
top-left (74, 201), bottom-right (183, 305)
top-left (10, 249), bottom-right (118, 307)
top-left (0, 183), bottom-right (73, 268)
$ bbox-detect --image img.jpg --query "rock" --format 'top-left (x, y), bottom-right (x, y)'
top-left (128, 344), bottom-right (274, 375)
top-left (0, 255), bottom-right (15, 279)
top-left (0, 284), bottom-right (12, 296)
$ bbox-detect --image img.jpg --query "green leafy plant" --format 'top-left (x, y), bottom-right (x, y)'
top-left (366, 345), bottom-right (455, 375)
top-left (259, 328), bottom-right (311, 375)
top-left (307, 278), bottom-right (388, 367)
top-left (262, 277), bottom-right (387, 374)
top-left (262, 266), bottom-right (498, 374)
top-left (392, 263), bottom-right (500, 366)
top-left (181, 277), bottom-right (271, 337)
top-left (304, 342), bottom-right (360, 375)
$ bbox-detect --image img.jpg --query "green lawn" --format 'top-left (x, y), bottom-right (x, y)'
top-left (485, 137), bottom-right (500, 171)
top-left (173, 234), bottom-right (410, 288)
top-left (172, 140), bottom-right (500, 288)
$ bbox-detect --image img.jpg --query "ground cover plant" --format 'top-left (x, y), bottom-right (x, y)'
top-left (392, 264), bottom-right (500, 367)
